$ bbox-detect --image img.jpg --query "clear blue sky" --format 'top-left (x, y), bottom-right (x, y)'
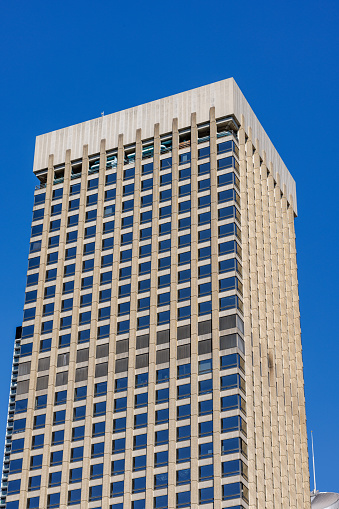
top-left (0, 0), bottom-right (338, 493)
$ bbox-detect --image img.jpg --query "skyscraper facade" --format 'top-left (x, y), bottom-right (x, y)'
top-left (1, 79), bottom-right (311, 509)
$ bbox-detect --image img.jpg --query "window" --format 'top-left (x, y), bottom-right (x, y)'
top-left (35, 394), bottom-right (47, 409)
top-left (111, 459), bottom-right (125, 476)
top-left (91, 463), bottom-right (103, 479)
top-left (199, 487), bottom-right (214, 505)
top-left (104, 204), bottom-right (115, 217)
top-left (74, 386), bottom-right (87, 401)
top-left (179, 152), bottom-right (191, 165)
top-left (156, 387), bottom-right (169, 403)
top-left (71, 446), bottom-right (84, 462)
top-left (52, 430), bottom-right (64, 445)
top-left (178, 287), bottom-right (191, 302)
top-left (154, 472), bottom-right (168, 489)
top-left (177, 425), bottom-right (190, 441)
top-left (157, 367), bottom-right (169, 383)
top-left (51, 203), bottom-right (62, 216)
top-left (199, 442), bottom-right (213, 459)
top-left (199, 420), bottom-right (213, 437)
top-left (199, 358), bottom-right (212, 374)
top-left (89, 485), bottom-right (102, 501)
top-left (198, 195), bottom-right (211, 208)
top-left (134, 413), bottom-right (148, 429)
top-left (28, 475), bottom-right (41, 492)
top-left (139, 243), bottom-right (152, 258)
top-left (68, 488), bottom-right (81, 505)
top-left (106, 172), bottom-right (117, 185)
top-left (111, 481), bottom-right (124, 498)
top-left (154, 495), bottom-right (168, 509)
top-left (142, 162), bottom-right (153, 174)
top-left (73, 406), bottom-right (86, 421)
top-left (179, 167), bottom-right (191, 180)
top-left (31, 434), bottom-right (44, 450)
top-left (114, 397), bottom-right (127, 412)
top-left (177, 404), bottom-right (190, 420)
top-left (222, 482), bottom-right (248, 502)
top-left (132, 476), bottom-right (146, 493)
top-left (155, 429), bottom-right (168, 445)
top-left (50, 450), bottom-right (63, 466)
top-left (105, 188), bottom-right (116, 201)
top-left (177, 491), bottom-right (190, 508)
top-left (9, 458), bottom-right (23, 473)
top-left (155, 408), bottom-right (169, 424)
top-left (149, 453), bottom-right (166, 475)
top-left (48, 471), bottom-right (62, 488)
top-left (26, 497), bottom-right (40, 509)
top-left (135, 392), bottom-right (148, 408)
top-left (159, 238), bottom-right (171, 252)
top-left (133, 455), bottom-right (147, 471)
top-left (177, 384), bottom-right (190, 399)
top-left (177, 363), bottom-right (191, 378)
top-left (114, 378), bottom-right (127, 393)
top-left (176, 446), bottom-right (190, 464)
top-left (70, 183), bottom-right (81, 195)
top-left (94, 401), bottom-right (106, 416)
top-left (179, 183), bottom-right (191, 197)
top-left (92, 442), bottom-right (105, 458)
top-left (221, 437), bottom-right (247, 456)
top-left (30, 454), bottom-right (43, 470)
top-left (134, 433), bottom-right (147, 450)
top-left (53, 409), bottom-right (66, 425)
top-left (112, 436), bottom-right (126, 453)
top-left (72, 426), bottom-right (85, 441)
top-left (7, 479), bottom-right (21, 495)
top-left (177, 468), bottom-right (190, 485)
top-left (141, 194), bottom-right (152, 207)
top-left (199, 464), bottom-right (213, 481)
top-left (160, 188), bottom-right (171, 202)
top-left (78, 329), bottom-right (90, 343)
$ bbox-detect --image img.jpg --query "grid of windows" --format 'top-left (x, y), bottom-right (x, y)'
top-left (3, 124), bottom-right (248, 508)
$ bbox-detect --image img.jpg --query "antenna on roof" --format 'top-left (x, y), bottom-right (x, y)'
top-left (311, 431), bottom-right (317, 493)
top-left (101, 111), bottom-right (104, 117)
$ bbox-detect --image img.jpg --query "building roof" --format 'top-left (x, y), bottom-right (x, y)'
top-left (33, 78), bottom-right (297, 213)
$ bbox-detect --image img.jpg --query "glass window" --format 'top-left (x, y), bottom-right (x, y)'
top-left (160, 205), bottom-right (171, 218)
top-left (74, 386), bottom-right (87, 401)
top-left (177, 468), bottom-right (190, 485)
top-left (177, 425), bottom-right (190, 441)
top-left (72, 426), bottom-right (85, 441)
top-left (90, 463), bottom-right (103, 480)
top-left (114, 378), bottom-right (127, 393)
top-left (176, 446), bottom-right (190, 463)
top-left (31, 434), bottom-right (44, 450)
top-left (134, 434), bottom-right (147, 450)
top-left (155, 408), bottom-right (169, 424)
top-left (177, 404), bottom-right (191, 420)
top-left (177, 364), bottom-right (190, 379)
top-left (177, 384), bottom-right (190, 399)
top-left (154, 450), bottom-right (168, 467)
top-left (89, 484), bottom-right (103, 501)
top-left (199, 399), bottom-right (213, 416)
top-left (50, 450), bottom-right (63, 466)
top-left (178, 287), bottom-right (191, 302)
top-left (156, 368), bottom-right (169, 383)
top-left (132, 476), bottom-right (146, 493)
top-left (134, 413), bottom-right (148, 429)
top-left (73, 406), bottom-right (86, 421)
top-left (155, 429), bottom-right (168, 445)
top-left (177, 491), bottom-right (190, 508)
top-left (113, 418), bottom-right (126, 433)
top-left (111, 459), bottom-right (125, 476)
top-left (133, 455), bottom-right (146, 471)
top-left (154, 495), bottom-right (168, 509)
top-left (199, 442), bottom-right (213, 458)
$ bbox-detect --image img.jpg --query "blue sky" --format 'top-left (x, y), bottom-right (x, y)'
top-left (0, 0), bottom-right (338, 492)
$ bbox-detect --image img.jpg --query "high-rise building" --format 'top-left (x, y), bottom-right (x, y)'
top-left (1, 79), bottom-right (311, 509)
